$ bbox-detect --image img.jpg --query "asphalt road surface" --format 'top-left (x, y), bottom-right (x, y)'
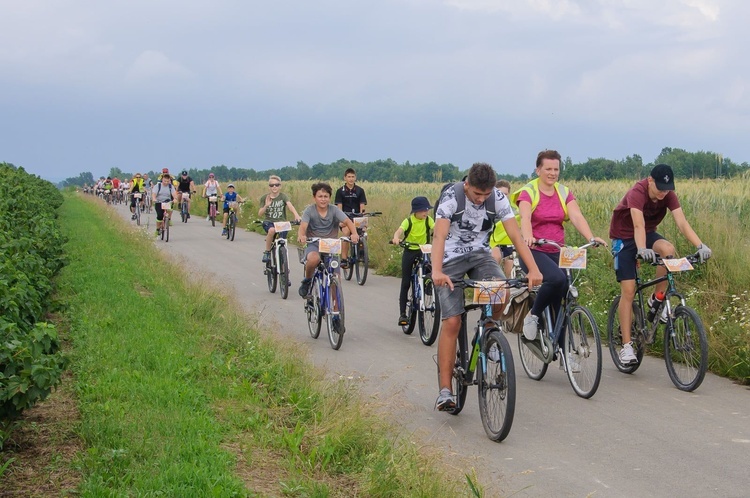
top-left (113, 200), bottom-right (749, 497)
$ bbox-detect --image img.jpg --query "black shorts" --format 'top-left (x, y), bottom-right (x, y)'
top-left (611, 232), bottom-right (665, 282)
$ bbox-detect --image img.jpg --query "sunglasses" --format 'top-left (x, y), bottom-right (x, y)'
top-left (269, 183), bottom-right (281, 187)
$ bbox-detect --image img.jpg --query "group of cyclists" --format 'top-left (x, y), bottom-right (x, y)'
top-left (87, 152), bottom-right (713, 413)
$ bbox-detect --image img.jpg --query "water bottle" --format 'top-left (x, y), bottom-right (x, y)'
top-left (646, 291), bottom-right (665, 322)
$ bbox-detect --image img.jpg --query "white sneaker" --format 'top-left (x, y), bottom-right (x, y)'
top-left (522, 312), bottom-right (539, 341)
top-left (567, 353), bottom-right (581, 373)
top-left (488, 343), bottom-right (500, 361)
top-left (619, 342), bottom-right (638, 365)
top-left (206, 216), bottom-right (210, 221)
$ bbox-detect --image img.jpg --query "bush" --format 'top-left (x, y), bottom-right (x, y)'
top-left (0, 163), bottom-right (67, 445)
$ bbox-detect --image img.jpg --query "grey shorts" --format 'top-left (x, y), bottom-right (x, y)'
top-left (436, 251), bottom-right (504, 319)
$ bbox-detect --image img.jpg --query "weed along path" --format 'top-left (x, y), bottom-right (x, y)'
top-left (115, 202), bottom-right (749, 497)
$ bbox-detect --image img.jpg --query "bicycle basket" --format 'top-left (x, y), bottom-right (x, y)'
top-left (500, 287), bottom-right (533, 333)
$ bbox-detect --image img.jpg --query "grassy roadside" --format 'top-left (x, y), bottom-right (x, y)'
top-left (18, 194), bottom-right (462, 496)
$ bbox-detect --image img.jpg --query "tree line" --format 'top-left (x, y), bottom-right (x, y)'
top-left (57, 147), bottom-right (750, 188)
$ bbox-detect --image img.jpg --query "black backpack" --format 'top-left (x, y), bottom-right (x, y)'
top-left (434, 180), bottom-right (496, 231)
top-left (403, 216), bottom-right (434, 244)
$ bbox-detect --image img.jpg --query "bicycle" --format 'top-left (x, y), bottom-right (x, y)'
top-left (516, 239), bottom-right (603, 399)
top-left (443, 278), bottom-right (525, 442)
top-left (180, 192), bottom-right (191, 223)
top-left (207, 195), bottom-right (219, 227)
top-left (132, 192), bottom-right (143, 226)
top-left (342, 212), bottom-right (381, 285)
top-left (606, 252), bottom-right (708, 391)
top-left (255, 220), bottom-right (300, 299)
top-left (394, 242), bottom-right (441, 346)
top-left (143, 189), bottom-right (152, 214)
top-left (225, 201), bottom-right (243, 241)
top-left (301, 237), bottom-right (350, 350)
top-left (158, 202), bottom-right (172, 242)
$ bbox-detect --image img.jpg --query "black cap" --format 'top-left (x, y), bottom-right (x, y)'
top-left (650, 164), bottom-right (675, 191)
top-left (181, 170), bottom-right (188, 175)
top-left (410, 196), bottom-right (433, 213)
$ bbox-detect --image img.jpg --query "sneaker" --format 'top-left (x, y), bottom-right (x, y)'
top-left (206, 216), bottom-right (210, 221)
top-left (566, 353), bottom-right (581, 373)
top-left (488, 343), bottom-right (500, 361)
top-left (619, 342), bottom-right (638, 365)
top-left (298, 278), bottom-right (312, 298)
top-left (398, 314), bottom-right (408, 326)
top-left (340, 258), bottom-right (349, 269)
top-left (647, 294), bottom-right (669, 323)
top-left (262, 251), bottom-right (271, 263)
top-left (187, 213), bottom-right (191, 219)
top-left (221, 229), bottom-right (227, 236)
top-left (435, 388), bottom-right (456, 411)
top-left (131, 214), bottom-right (136, 220)
top-left (522, 312), bottom-right (539, 341)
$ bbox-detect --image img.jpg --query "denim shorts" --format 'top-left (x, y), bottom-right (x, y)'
top-left (262, 221), bottom-right (288, 239)
top-left (436, 251), bottom-right (504, 319)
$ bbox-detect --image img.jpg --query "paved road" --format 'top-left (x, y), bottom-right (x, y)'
top-left (114, 201), bottom-right (749, 497)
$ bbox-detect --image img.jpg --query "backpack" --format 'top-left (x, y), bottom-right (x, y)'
top-left (434, 180), bottom-right (497, 231)
top-left (157, 183), bottom-right (174, 195)
top-left (403, 216), bottom-right (434, 244)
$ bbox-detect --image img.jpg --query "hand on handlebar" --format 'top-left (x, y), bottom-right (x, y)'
top-left (696, 243), bottom-right (712, 263)
top-left (637, 247), bottom-right (657, 263)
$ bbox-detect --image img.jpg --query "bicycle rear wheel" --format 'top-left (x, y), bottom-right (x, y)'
top-left (355, 238), bottom-right (368, 285)
top-left (402, 280), bottom-right (417, 335)
top-left (135, 203), bottom-right (141, 226)
top-left (564, 306), bottom-right (602, 399)
top-left (306, 280), bottom-right (322, 339)
top-left (279, 246), bottom-right (290, 299)
top-left (606, 296), bottom-right (645, 373)
top-left (478, 330), bottom-right (515, 442)
top-left (327, 274), bottom-right (345, 350)
top-left (518, 334), bottom-right (548, 380)
top-left (266, 251), bottom-right (278, 293)
top-left (419, 279), bottom-right (440, 346)
top-left (664, 305), bottom-right (708, 391)
top-left (229, 214), bottom-right (236, 241)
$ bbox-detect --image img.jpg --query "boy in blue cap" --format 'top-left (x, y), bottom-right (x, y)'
top-left (392, 196), bottom-right (435, 326)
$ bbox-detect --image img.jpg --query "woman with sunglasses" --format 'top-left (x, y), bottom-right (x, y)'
top-left (259, 175), bottom-right (302, 263)
top-left (202, 173), bottom-right (223, 221)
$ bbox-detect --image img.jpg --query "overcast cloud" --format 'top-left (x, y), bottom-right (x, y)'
top-left (1, 0), bottom-right (746, 181)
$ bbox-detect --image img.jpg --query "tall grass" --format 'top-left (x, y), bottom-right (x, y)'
top-left (56, 194), bottom-right (461, 496)
top-left (204, 177), bottom-right (749, 384)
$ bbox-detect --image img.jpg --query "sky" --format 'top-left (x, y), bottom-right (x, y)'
top-left (1, 0), bottom-right (747, 182)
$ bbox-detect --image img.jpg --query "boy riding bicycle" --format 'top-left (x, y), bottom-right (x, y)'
top-left (259, 175), bottom-right (302, 263)
top-left (431, 163), bottom-right (542, 411)
top-left (298, 182), bottom-right (359, 297)
top-left (609, 163), bottom-right (712, 365)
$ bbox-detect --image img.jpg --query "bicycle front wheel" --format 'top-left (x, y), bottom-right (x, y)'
top-left (181, 202), bottom-right (188, 222)
top-left (606, 296), bottom-right (645, 373)
top-left (478, 330), bottom-right (516, 442)
top-left (419, 279), bottom-right (440, 346)
top-left (164, 216), bottom-right (170, 242)
top-left (327, 275), bottom-right (345, 350)
top-left (229, 214), bottom-right (236, 241)
top-left (664, 305), bottom-right (708, 392)
top-left (518, 334), bottom-right (548, 380)
top-left (402, 280), bottom-right (416, 335)
top-left (210, 204), bottom-right (216, 226)
top-left (355, 238), bottom-right (368, 285)
top-left (279, 246), bottom-right (290, 300)
top-left (306, 280), bottom-right (322, 339)
top-left (343, 246), bottom-right (353, 281)
top-left (564, 306), bottom-right (602, 399)
top-left (136, 204), bottom-right (141, 226)
top-left (266, 251), bottom-right (278, 294)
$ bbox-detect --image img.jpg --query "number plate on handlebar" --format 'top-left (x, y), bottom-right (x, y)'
top-left (471, 282), bottom-right (509, 305)
top-left (419, 244), bottom-right (432, 254)
top-left (273, 221), bottom-right (292, 232)
top-left (559, 247), bottom-right (587, 269)
top-left (133, 193), bottom-right (142, 199)
top-left (353, 217), bottom-right (368, 229)
top-left (181, 193), bottom-right (190, 200)
top-left (208, 196), bottom-right (217, 202)
top-left (663, 258), bottom-right (694, 272)
top-left (318, 238), bottom-right (341, 255)
top-left (161, 202), bottom-right (172, 210)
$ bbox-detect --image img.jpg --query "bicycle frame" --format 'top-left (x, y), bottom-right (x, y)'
top-left (632, 264), bottom-right (686, 344)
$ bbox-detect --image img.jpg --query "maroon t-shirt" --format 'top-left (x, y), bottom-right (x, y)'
top-left (609, 179), bottom-right (681, 239)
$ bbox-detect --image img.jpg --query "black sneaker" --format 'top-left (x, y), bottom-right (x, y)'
top-left (262, 251), bottom-right (271, 263)
top-left (398, 314), bottom-right (409, 326)
top-left (340, 258), bottom-right (349, 269)
top-left (298, 278), bottom-right (312, 297)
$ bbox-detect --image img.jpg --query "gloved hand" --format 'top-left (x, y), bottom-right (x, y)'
top-left (696, 244), bottom-right (712, 263)
top-left (637, 247), bottom-right (656, 263)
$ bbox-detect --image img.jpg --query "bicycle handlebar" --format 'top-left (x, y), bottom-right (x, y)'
top-left (345, 211), bottom-right (382, 218)
top-left (450, 277), bottom-right (528, 289)
top-left (535, 238), bottom-right (601, 251)
top-left (637, 252), bottom-right (703, 266)
top-left (253, 219), bottom-right (301, 226)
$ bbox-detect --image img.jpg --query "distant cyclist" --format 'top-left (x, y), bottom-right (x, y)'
top-left (202, 173), bottom-right (222, 221)
top-left (221, 184), bottom-right (245, 237)
top-left (152, 173), bottom-right (176, 236)
top-left (176, 170), bottom-right (196, 219)
top-left (334, 168), bottom-right (367, 269)
top-left (129, 173), bottom-right (145, 219)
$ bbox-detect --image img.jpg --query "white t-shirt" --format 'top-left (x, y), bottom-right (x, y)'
top-left (435, 185), bottom-right (514, 262)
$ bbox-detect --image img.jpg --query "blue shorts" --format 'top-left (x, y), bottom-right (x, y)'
top-left (436, 251), bottom-right (504, 319)
top-left (262, 221), bottom-right (288, 239)
top-left (611, 232), bottom-right (665, 282)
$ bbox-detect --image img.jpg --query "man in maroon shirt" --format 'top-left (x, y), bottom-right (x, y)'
top-left (609, 164), bottom-right (712, 365)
